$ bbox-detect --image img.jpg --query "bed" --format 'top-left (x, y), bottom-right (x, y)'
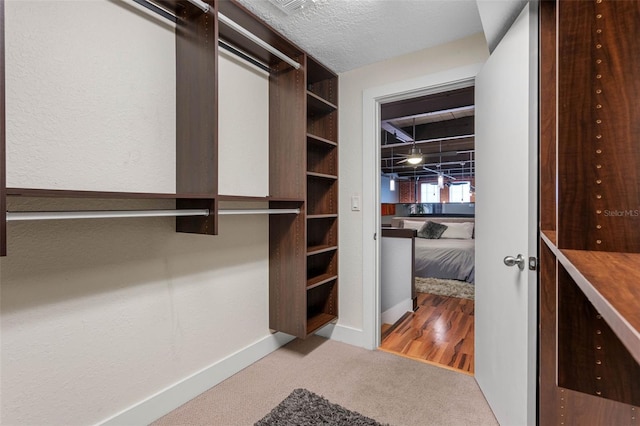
top-left (391, 217), bottom-right (476, 284)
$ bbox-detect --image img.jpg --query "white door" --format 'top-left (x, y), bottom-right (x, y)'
top-left (474, 3), bottom-right (538, 425)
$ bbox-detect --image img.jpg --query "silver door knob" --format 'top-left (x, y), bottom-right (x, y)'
top-left (503, 254), bottom-right (525, 270)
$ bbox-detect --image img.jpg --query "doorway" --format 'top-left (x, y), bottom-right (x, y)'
top-left (377, 86), bottom-right (477, 374)
top-left (359, 62), bottom-right (482, 356)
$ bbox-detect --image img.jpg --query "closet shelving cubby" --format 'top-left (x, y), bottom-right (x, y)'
top-left (304, 56), bottom-right (338, 335)
top-left (539, 0), bottom-right (640, 423)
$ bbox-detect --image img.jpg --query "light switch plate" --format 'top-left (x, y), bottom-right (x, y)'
top-left (351, 195), bottom-right (361, 211)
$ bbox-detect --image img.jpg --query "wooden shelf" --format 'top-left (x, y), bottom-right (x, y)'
top-left (541, 230), bottom-right (556, 247)
top-left (307, 245), bottom-right (337, 256)
top-left (307, 214), bottom-right (337, 220)
top-left (6, 187), bottom-right (215, 200)
top-left (556, 249), bottom-right (640, 364)
top-left (306, 312), bottom-right (336, 335)
top-left (307, 133), bottom-right (337, 146)
top-left (306, 171), bottom-right (337, 180)
top-left (306, 273), bottom-right (337, 290)
top-left (307, 91), bottom-right (337, 114)
top-left (218, 195), bottom-right (303, 203)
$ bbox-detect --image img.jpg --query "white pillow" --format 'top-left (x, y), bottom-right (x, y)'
top-left (440, 222), bottom-right (474, 239)
top-left (402, 220), bottom-right (426, 231)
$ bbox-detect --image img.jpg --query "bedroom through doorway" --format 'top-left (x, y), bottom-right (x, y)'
top-left (378, 86), bottom-right (476, 375)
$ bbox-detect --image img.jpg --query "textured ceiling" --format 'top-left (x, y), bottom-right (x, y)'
top-left (233, 0), bottom-right (485, 73)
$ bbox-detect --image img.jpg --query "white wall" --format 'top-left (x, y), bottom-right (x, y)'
top-left (0, 1), bottom-right (284, 424)
top-left (335, 33), bottom-right (489, 335)
top-left (218, 50), bottom-right (269, 197)
top-left (1, 199), bottom-right (276, 425)
top-left (4, 0), bottom-right (176, 193)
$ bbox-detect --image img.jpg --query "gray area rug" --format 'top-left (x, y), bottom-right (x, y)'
top-left (415, 277), bottom-right (475, 300)
top-left (255, 388), bottom-right (386, 426)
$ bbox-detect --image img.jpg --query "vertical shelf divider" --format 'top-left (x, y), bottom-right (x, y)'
top-left (176, 0), bottom-right (218, 235)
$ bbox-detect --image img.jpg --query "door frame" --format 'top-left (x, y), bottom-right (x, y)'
top-left (361, 64), bottom-right (484, 350)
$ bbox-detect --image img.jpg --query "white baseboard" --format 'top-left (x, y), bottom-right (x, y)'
top-left (98, 332), bottom-right (295, 426)
top-left (315, 322), bottom-right (367, 348)
top-left (381, 298), bottom-right (413, 326)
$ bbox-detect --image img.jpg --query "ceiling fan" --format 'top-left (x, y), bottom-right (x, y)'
top-left (395, 118), bottom-right (423, 165)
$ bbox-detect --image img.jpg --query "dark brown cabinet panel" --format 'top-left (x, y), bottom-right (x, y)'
top-left (539, 0), bottom-right (640, 422)
top-left (265, 32), bottom-right (339, 336)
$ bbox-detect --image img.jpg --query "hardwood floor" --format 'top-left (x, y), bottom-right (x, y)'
top-left (379, 292), bottom-right (475, 374)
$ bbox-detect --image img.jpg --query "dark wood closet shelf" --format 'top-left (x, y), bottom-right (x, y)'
top-left (307, 245), bottom-right (337, 256)
top-left (541, 230), bottom-right (556, 247)
top-left (307, 91), bottom-right (337, 114)
top-left (306, 312), bottom-right (337, 335)
top-left (307, 273), bottom-right (337, 290)
top-left (307, 214), bottom-right (338, 220)
top-left (307, 133), bottom-right (337, 146)
top-left (218, 194), bottom-right (303, 203)
top-left (306, 171), bottom-right (337, 180)
top-left (6, 187), bottom-right (215, 200)
top-left (540, 229), bottom-right (640, 363)
top-left (556, 249), bottom-right (640, 364)
top-left (307, 59), bottom-right (336, 84)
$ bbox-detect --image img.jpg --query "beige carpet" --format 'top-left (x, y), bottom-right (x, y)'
top-left (152, 336), bottom-right (497, 426)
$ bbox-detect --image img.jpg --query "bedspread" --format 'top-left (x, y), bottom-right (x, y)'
top-left (414, 238), bottom-right (475, 283)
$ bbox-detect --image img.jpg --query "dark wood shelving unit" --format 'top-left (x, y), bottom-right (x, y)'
top-left (213, 2), bottom-right (340, 339)
top-left (538, 1), bottom-right (640, 422)
top-left (301, 55), bottom-right (339, 337)
top-left (2, 0), bottom-right (338, 340)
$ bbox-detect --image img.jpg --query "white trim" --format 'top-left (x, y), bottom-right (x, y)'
top-left (315, 323), bottom-right (367, 348)
top-left (361, 63), bottom-right (485, 350)
top-left (381, 299), bottom-right (413, 325)
top-left (98, 333), bottom-right (295, 426)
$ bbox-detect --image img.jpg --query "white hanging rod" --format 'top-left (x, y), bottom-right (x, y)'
top-left (187, 0), bottom-right (210, 13)
top-left (217, 13), bottom-right (301, 70)
top-left (6, 208), bottom-right (300, 222)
